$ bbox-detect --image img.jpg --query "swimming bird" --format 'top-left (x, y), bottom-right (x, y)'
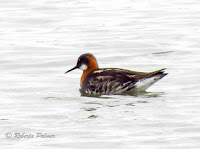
top-left (65, 53), bottom-right (168, 96)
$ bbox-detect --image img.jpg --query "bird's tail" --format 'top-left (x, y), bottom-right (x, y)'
top-left (134, 68), bottom-right (168, 91)
top-left (149, 68), bottom-right (168, 80)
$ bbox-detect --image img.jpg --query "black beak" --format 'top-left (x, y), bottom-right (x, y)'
top-left (65, 66), bottom-right (78, 74)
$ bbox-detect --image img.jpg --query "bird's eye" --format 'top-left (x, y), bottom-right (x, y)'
top-left (84, 58), bottom-right (89, 64)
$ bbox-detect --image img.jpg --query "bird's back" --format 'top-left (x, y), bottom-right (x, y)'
top-left (81, 68), bottom-right (167, 95)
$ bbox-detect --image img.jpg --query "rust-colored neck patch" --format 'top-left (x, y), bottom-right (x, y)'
top-left (80, 56), bottom-right (99, 86)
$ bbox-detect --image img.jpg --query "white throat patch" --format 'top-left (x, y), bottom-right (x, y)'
top-left (80, 64), bottom-right (88, 71)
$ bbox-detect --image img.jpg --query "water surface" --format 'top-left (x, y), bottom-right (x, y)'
top-left (0, 0), bottom-right (200, 149)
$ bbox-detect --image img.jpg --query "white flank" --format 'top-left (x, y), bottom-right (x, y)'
top-left (135, 76), bottom-right (160, 91)
top-left (79, 64), bottom-right (88, 71)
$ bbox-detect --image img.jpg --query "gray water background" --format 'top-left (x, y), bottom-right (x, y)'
top-left (0, 0), bottom-right (200, 148)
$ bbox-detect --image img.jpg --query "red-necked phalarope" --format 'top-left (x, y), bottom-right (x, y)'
top-left (65, 53), bottom-right (168, 96)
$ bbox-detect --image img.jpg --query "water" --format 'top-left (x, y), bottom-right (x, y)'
top-left (1, 0), bottom-right (200, 148)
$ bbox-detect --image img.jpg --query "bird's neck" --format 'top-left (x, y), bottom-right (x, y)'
top-left (80, 57), bottom-right (98, 86)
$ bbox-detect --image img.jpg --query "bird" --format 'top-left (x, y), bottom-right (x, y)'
top-left (65, 53), bottom-right (168, 96)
